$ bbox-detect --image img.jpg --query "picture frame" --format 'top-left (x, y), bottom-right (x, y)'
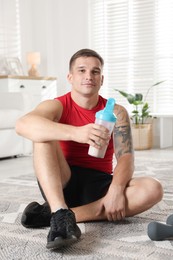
top-left (0, 58), bottom-right (9, 75)
top-left (4, 57), bottom-right (24, 75)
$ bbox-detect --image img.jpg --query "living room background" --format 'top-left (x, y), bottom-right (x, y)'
top-left (1, 0), bottom-right (173, 112)
top-left (0, 0), bottom-right (89, 96)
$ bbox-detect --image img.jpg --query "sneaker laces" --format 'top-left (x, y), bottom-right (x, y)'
top-left (51, 209), bottom-right (75, 238)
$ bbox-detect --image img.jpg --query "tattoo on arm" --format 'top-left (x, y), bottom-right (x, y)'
top-left (113, 106), bottom-right (134, 159)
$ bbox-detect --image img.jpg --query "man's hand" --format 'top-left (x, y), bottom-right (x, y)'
top-left (73, 123), bottom-right (110, 149)
top-left (96, 185), bottom-right (126, 221)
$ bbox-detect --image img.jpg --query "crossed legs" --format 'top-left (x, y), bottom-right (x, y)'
top-left (72, 176), bottom-right (163, 222)
top-left (33, 141), bottom-right (163, 222)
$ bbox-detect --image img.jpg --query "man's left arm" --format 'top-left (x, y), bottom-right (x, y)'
top-left (100, 104), bottom-right (134, 221)
top-left (112, 104), bottom-right (134, 188)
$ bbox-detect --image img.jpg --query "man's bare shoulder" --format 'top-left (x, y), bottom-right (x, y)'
top-left (114, 103), bottom-right (130, 126)
top-left (31, 99), bottom-right (63, 121)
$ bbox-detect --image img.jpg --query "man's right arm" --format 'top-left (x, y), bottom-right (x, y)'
top-left (15, 99), bottom-right (111, 147)
top-left (15, 99), bottom-right (76, 143)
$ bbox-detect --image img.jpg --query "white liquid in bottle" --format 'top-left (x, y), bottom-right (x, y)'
top-left (88, 98), bottom-right (117, 158)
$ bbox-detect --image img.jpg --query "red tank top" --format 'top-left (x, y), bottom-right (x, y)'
top-left (55, 92), bottom-right (114, 174)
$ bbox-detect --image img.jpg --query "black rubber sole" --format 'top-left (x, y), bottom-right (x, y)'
top-left (46, 235), bottom-right (78, 250)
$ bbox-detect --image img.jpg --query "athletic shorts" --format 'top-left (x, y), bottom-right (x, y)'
top-left (64, 166), bottom-right (113, 207)
top-left (38, 166), bottom-right (112, 208)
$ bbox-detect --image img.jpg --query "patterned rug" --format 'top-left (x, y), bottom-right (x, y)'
top-left (0, 157), bottom-right (173, 260)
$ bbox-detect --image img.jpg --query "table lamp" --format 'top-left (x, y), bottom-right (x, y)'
top-left (27, 52), bottom-right (40, 77)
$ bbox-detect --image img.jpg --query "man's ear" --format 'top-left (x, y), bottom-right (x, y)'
top-left (101, 75), bottom-right (104, 85)
top-left (67, 73), bottom-right (72, 83)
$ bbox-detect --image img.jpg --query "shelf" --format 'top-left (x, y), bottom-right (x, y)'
top-left (0, 75), bottom-right (57, 81)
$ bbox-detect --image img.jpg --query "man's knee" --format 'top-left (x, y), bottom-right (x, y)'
top-left (130, 177), bottom-right (163, 205)
top-left (149, 178), bottom-right (163, 203)
top-left (140, 177), bottom-right (163, 204)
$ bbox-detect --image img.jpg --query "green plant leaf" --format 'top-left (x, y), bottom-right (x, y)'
top-left (126, 95), bottom-right (136, 104)
top-left (143, 80), bottom-right (166, 103)
top-left (152, 80), bottom-right (165, 87)
top-left (114, 80), bottom-right (165, 124)
top-left (132, 110), bottom-right (139, 114)
top-left (142, 112), bottom-right (149, 118)
top-left (135, 93), bottom-right (143, 101)
top-left (142, 103), bottom-right (149, 112)
top-left (133, 100), bottom-right (143, 105)
top-left (114, 89), bottom-right (135, 104)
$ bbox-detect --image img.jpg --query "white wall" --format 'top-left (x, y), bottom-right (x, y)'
top-left (19, 0), bottom-right (89, 95)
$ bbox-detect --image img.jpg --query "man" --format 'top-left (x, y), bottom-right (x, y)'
top-left (16, 49), bottom-right (163, 250)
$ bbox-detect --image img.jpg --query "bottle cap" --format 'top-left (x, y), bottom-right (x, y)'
top-left (96, 98), bottom-right (117, 122)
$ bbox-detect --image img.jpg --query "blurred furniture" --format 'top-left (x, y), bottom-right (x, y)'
top-left (0, 75), bottom-right (57, 158)
top-left (0, 75), bottom-right (57, 107)
top-left (152, 114), bottom-right (173, 148)
top-left (0, 92), bottom-right (33, 158)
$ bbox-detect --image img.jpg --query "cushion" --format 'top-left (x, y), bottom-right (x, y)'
top-left (0, 109), bottom-right (23, 129)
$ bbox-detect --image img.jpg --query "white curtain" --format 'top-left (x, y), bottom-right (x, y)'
top-left (0, 0), bottom-right (21, 58)
top-left (89, 0), bottom-right (173, 115)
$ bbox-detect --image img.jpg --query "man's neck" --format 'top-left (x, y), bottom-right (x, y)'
top-left (71, 91), bottom-right (99, 110)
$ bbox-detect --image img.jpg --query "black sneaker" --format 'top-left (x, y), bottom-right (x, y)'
top-left (46, 208), bottom-right (81, 250)
top-left (21, 201), bottom-right (51, 228)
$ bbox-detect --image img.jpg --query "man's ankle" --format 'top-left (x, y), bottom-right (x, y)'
top-left (51, 206), bottom-right (68, 213)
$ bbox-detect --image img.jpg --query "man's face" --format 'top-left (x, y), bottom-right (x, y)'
top-left (67, 56), bottom-right (104, 96)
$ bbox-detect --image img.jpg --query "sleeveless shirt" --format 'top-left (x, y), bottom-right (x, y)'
top-left (55, 92), bottom-right (114, 174)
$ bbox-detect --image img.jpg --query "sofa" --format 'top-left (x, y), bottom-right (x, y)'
top-left (0, 92), bottom-right (33, 158)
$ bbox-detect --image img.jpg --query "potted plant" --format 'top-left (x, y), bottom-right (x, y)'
top-left (114, 81), bottom-right (164, 150)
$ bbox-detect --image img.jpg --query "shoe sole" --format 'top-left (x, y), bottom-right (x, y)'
top-left (21, 222), bottom-right (50, 228)
top-left (46, 235), bottom-right (78, 250)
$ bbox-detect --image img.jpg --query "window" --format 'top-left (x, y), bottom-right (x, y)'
top-left (89, 0), bottom-right (173, 114)
top-left (0, 0), bottom-right (21, 58)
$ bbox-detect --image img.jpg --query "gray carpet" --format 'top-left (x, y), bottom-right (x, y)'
top-left (0, 158), bottom-right (173, 259)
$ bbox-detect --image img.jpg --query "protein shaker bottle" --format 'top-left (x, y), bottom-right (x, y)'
top-left (88, 98), bottom-right (117, 158)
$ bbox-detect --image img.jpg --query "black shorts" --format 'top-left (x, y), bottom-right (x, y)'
top-left (38, 166), bottom-right (112, 208)
top-left (64, 166), bottom-right (112, 207)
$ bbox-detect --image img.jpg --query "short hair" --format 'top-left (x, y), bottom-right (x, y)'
top-left (69, 48), bottom-right (104, 71)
